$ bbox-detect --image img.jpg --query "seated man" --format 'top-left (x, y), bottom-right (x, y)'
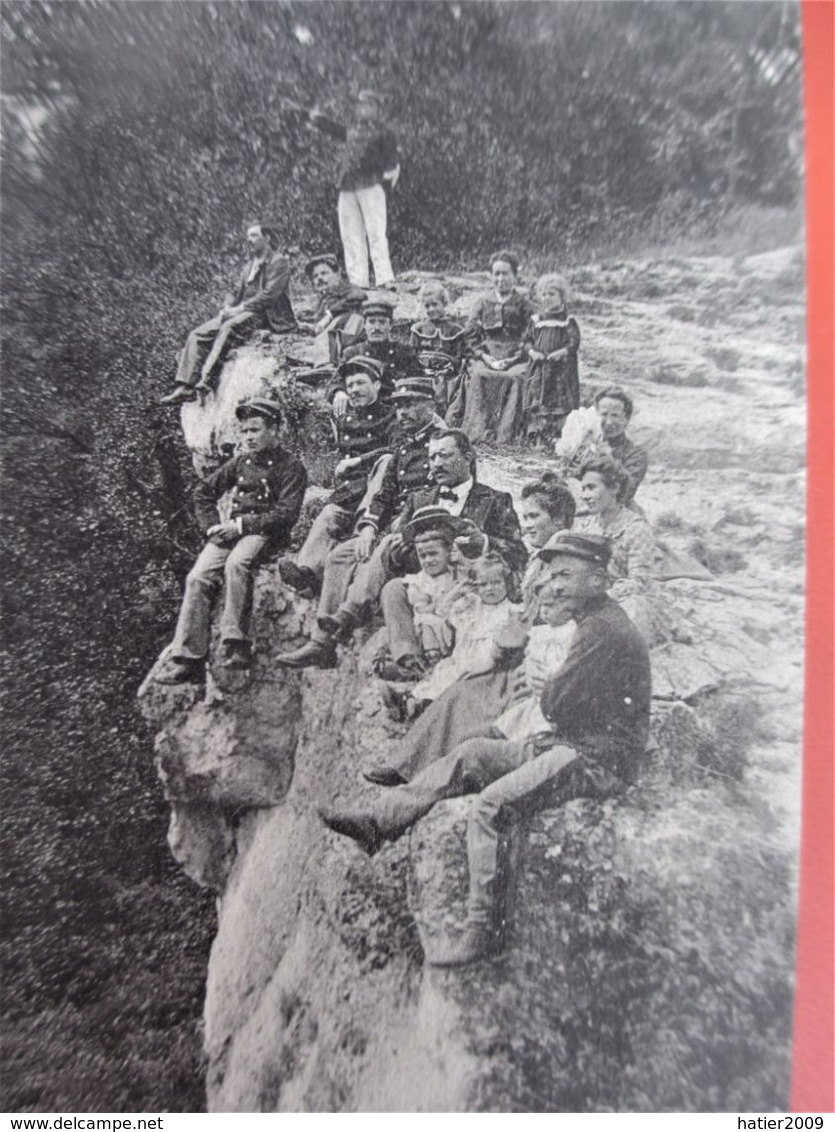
top-left (155, 399), bottom-right (307, 681)
top-left (275, 376), bottom-right (443, 670)
top-left (327, 295), bottom-right (423, 417)
top-left (162, 222), bottom-right (297, 405)
top-left (278, 356), bottom-right (396, 595)
top-left (298, 253), bottom-right (366, 365)
top-left (320, 533), bottom-right (651, 968)
top-left (276, 426), bottom-right (527, 670)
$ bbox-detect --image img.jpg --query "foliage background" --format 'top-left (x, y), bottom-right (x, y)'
top-left (0, 0), bottom-right (802, 1111)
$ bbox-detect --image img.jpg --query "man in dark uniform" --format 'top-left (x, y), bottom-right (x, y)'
top-left (276, 376), bottom-right (442, 670)
top-left (298, 253), bottom-right (367, 364)
top-left (307, 89), bottom-right (400, 288)
top-left (276, 422), bottom-right (526, 670)
top-left (319, 532), bottom-right (652, 967)
top-left (328, 295), bottom-right (423, 417)
top-left (155, 399), bottom-right (307, 681)
top-left (278, 356), bottom-right (397, 596)
top-left (162, 223), bottom-right (297, 405)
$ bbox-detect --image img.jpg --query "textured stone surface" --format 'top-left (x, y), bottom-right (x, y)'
top-left (140, 248), bottom-right (804, 1111)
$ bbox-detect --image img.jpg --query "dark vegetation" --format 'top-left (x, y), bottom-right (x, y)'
top-left (0, 0), bottom-right (801, 1112)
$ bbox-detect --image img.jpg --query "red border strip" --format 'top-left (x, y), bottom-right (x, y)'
top-left (792, 0), bottom-right (834, 1113)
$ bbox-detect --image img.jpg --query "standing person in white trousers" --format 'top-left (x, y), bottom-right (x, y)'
top-left (307, 90), bottom-right (400, 289)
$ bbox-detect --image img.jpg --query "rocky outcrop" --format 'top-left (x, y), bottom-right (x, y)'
top-left (139, 249), bottom-right (803, 1111)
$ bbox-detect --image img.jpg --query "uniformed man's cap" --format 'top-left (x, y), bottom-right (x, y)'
top-left (404, 505), bottom-right (462, 544)
top-left (338, 355), bottom-right (385, 383)
top-left (390, 376), bottom-right (436, 403)
top-left (362, 296), bottom-right (396, 318)
top-left (304, 252), bottom-right (340, 279)
top-left (537, 533), bottom-right (611, 568)
top-left (235, 398), bottom-right (283, 426)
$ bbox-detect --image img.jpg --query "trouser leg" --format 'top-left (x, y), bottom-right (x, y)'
top-left (217, 534), bottom-right (269, 643)
top-left (381, 576), bottom-right (420, 661)
top-left (312, 537), bottom-right (360, 642)
top-left (175, 315), bottom-right (225, 387)
top-left (200, 311), bottom-right (256, 383)
top-left (371, 735), bottom-right (526, 839)
top-left (356, 184), bottom-right (394, 286)
top-left (338, 191), bottom-right (370, 288)
top-left (342, 532), bottom-right (394, 612)
top-left (466, 743), bottom-right (578, 923)
top-left (297, 504), bottom-right (352, 577)
top-left (171, 542), bottom-right (230, 659)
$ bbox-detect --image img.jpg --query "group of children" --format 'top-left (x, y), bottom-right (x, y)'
top-left (409, 266), bottom-right (581, 446)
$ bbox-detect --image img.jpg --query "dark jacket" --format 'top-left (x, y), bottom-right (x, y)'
top-left (540, 595), bottom-right (651, 774)
top-left (358, 422), bottom-right (437, 534)
top-left (194, 445), bottom-right (308, 547)
top-left (329, 399), bottom-right (398, 511)
top-left (229, 249), bottom-right (297, 333)
top-left (313, 279), bottom-right (367, 322)
top-left (312, 114), bottom-right (399, 192)
top-left (607, 434), bottom-right (649, 506)
top-left (465, 290), bottom-right (535, 360)
top-left (410, 317), bottom-right (469, 373)
top-left (398, 481), bottom-right (528, 576)
top-left (328, 339), bottom-right (424, 403)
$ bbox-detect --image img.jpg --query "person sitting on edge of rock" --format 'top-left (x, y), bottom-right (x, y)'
top-left (278, 356), bottom-right (397, 597)
top-left (409, 280), bottom-right (468, 418)
top-left (275, 376), bottom-right (442, 670)
top-left (161, 222), bottom-right (297, 406)
top-left (574, 455), bottom-right (668, 646)
top-left (326, 295), bottom-right (423, 418)
top-left (155, 399), bottom-right (308, 683)
top-left (362, 469), bottom-right (576, 788)
top-left (446, 250), bottom-right (535, 441)
top-left (298, 252), bottom-right (367, 361)
top-left (276, 424), bottom-right (527, 671)
top-left (408, 553), bottom-right (524, 702)
top-left (521, 273), bottom-right (581, 445)
top-left (320, 532), bottom-right (652, 967)
top-left (374, 507), bottom-right (460, 682)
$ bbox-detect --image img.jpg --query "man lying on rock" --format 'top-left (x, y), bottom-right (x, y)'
top-left (320, 533), bottom-right (651, 967)
top-left (278, 356), bottom-right (397, 597)
top-left (161, 222), bottom-right (297, 406)
top-left (155, 399), bottom-right (307, 683)
top-left (326, 295), bottom-right (423, 419)
top-left (276, 422), bottom-right (527, 671)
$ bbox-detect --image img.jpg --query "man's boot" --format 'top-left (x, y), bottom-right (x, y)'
top-left (275, 638), bottom-right (338, 670)
top-left (427, 919), bottom-right (499, 968)
top-left (278, 559), bottom-right (320, 596)
top-left (318, 806), bottom-right (384, 856)
top-left (160, 384), bottom-right (197, 405)
top-left (155, 655), bottom-right (205, 684)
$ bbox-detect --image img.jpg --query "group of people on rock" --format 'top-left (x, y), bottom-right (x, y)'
top-left (151, 91), bottom-right (664, 965)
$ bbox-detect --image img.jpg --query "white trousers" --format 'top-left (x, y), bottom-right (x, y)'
top-left (337, 184), bottom-right (394, 288)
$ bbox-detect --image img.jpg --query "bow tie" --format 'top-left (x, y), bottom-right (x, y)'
top-left (438, 486), bottom-right (459, 502)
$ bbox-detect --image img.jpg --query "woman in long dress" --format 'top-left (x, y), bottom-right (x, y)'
top-left (574, 456), bottom-right (668, 646)
top-left (363, 474), bottom-right (577, 785)
top-left (448, 250), bottom-right (534, 443)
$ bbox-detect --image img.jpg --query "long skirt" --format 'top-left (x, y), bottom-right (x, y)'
top-left (454, 360), bottom-right (529, 443)
top-left (389, 668), bottom-right (514, 781)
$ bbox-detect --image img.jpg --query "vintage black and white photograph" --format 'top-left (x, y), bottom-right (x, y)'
top-left (0, 0), bottom-right (808, 1114)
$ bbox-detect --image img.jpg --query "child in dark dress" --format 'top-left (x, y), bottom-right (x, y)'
top-left (409, 281), bottom-right (467, 416)
top-left (522, 274), bottom-right (581, 444)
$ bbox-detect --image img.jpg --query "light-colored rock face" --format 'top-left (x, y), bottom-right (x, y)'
top-left (139, 248), bottom-right (804, 1111)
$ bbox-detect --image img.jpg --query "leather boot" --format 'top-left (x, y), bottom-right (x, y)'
top-left (318, 807), bottom-right (383, 856)
top-left (275, 639), bottom-right (337, 670)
